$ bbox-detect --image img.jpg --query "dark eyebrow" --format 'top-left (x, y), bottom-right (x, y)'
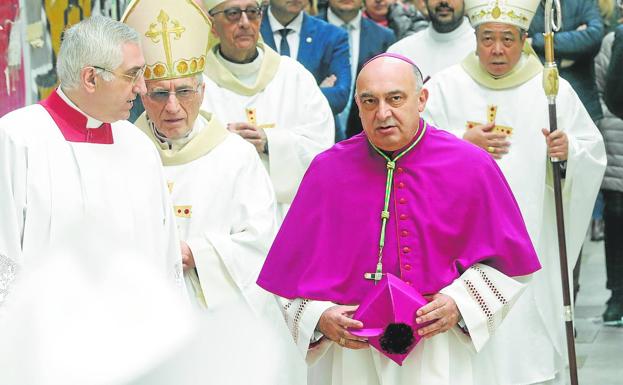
top-left (359, 92), bottom-right (376, 99)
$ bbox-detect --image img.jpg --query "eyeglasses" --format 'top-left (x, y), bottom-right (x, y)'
top-left (209, 6), bottom-right (262, 22)
top-left (145, 86), bottom-right (202, 103)
top-left (92, 65), bottom-right (146, 85)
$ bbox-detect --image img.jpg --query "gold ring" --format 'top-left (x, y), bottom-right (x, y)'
top-left (487, 146), bottom-right (495, 154)
top-left (338, 337), bottom-right (346, 346)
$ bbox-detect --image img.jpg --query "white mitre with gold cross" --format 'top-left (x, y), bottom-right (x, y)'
top-left (465, 0), bottom-right (540, 30)
top-left (122, 0), bottom-right (210, 81)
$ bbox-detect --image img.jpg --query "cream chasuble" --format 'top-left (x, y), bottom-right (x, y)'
top-left (387, 17), bottom-right (475, 78)
top-left (0, 102), bottom-right (184, 307)
top-left (201, 44), bottom-right (334, 220)
top-left (136, 110), bottom-right (306, 384)
top-left (424, 61), bottom-right (606, 384)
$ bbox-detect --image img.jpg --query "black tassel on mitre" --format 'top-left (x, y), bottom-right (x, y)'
top-left (379, 323), bottom-right (415, 354)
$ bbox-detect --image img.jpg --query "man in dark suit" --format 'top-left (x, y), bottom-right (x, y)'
top-left (260, 0), bottom-right (351, 120)
top-left (317, 0), bottom-right (395, 138)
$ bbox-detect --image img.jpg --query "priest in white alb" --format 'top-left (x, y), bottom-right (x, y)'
top-left (200, 0), bottom-right (334, 219)
top-left (423, 1), bottom-right (606, 383)
top-left (0, 16), bottom-right (183, 308)
top-left (388, 0), bottom-right (475, 78)
top-left (123, 1), bottom-right (305, 383)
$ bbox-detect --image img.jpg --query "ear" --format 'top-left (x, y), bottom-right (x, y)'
top-left (417, 87), bottom-right (429, 113)
top-left (80, 67), bottom-right (98, 94)
top-left (209, 16), bottom-right (218, 35)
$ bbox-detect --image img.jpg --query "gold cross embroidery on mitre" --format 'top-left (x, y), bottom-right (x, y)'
top-left (245, 108), bottom-right (275, 129)
top-left (145, 10), bottom-right (185, 77)
top-left (466, 105), bottom-right (513, 136)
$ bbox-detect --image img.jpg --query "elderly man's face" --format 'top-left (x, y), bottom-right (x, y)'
top-left (476, 22), bottom-right (526, 77)
top-left (425, 0), bottom-right (464, 32)
top-left (141, 76), bottom-right (204, 140)
top-left (96, 43), bottom-right (147, 122)
top-left (211, 0), bottom-right (262, 60)
top-left (329, 0), bottom-right (363, 13)
top-left (355, 58), bottom-right (428, 152)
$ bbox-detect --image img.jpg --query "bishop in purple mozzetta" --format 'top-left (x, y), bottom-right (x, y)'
top-left (0, 16), bottom-right (184, 308)
top-left (257, 53), bottom-right (541, 384)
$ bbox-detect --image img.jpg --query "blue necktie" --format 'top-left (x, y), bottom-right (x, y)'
top-left (279, 28), bottom-right (291, 57)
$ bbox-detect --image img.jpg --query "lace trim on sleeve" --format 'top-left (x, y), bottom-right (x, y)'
top-left (281, 298), bottom-right (310, 344)
top-left (462, 278), bottom-right (494, 333)
top-left (475, 264), bottom-right (509, 318)
top-left (462, 265), bottom-right (509, 334)
top-left (0, 254), bottom-right (18, 306)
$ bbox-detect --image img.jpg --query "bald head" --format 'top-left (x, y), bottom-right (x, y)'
top-left (355, 56), bottom-right (429, 152)
top-left (356, 54), bottom-right (423, 95)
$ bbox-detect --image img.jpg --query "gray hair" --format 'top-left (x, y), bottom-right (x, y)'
top-left (57, 15), bottom-right (140, 90)
top-left (195, 73), bottom-right (205, 86)
top-left (412, 66), bottom-right (424, 92)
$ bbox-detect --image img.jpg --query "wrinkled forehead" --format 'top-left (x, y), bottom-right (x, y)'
top-left (357, 61), bottom-right (417, 95)
top-left (117, 42), bottom-right (146, 71)
top-left (357, 54), bottom-right (420, 92)
top-left (476, 22), bottom-right (522, 37)
top-left (146, 77), bottom-right (198, 90)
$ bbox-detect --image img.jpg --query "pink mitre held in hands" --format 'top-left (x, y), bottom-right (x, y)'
top-left (349, 274), bottom-right (432, 365)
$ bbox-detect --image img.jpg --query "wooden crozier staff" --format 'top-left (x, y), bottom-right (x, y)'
top-left (542, 1), bottom-right (579, 384)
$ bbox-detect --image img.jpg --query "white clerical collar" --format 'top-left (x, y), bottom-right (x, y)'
top-left (428, 17), bottom-right (472, 42)
top-left (216, 47), bottom-right (264, 78)
top-left (150, 113), bottom-right (207, 152)
top-left (327, 8), bottom-right (361, 31)
top-left (268, 7), bottom-right (304, 33)
top-left (57, 87), bottom-right (105, 128)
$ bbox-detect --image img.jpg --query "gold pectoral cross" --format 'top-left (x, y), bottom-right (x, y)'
top-left (466, 105), bottom-right (513, 136)
top-left (246, 108), bottom-right (275, 129)
top-left (145, 10), bottom-right (185, 77)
